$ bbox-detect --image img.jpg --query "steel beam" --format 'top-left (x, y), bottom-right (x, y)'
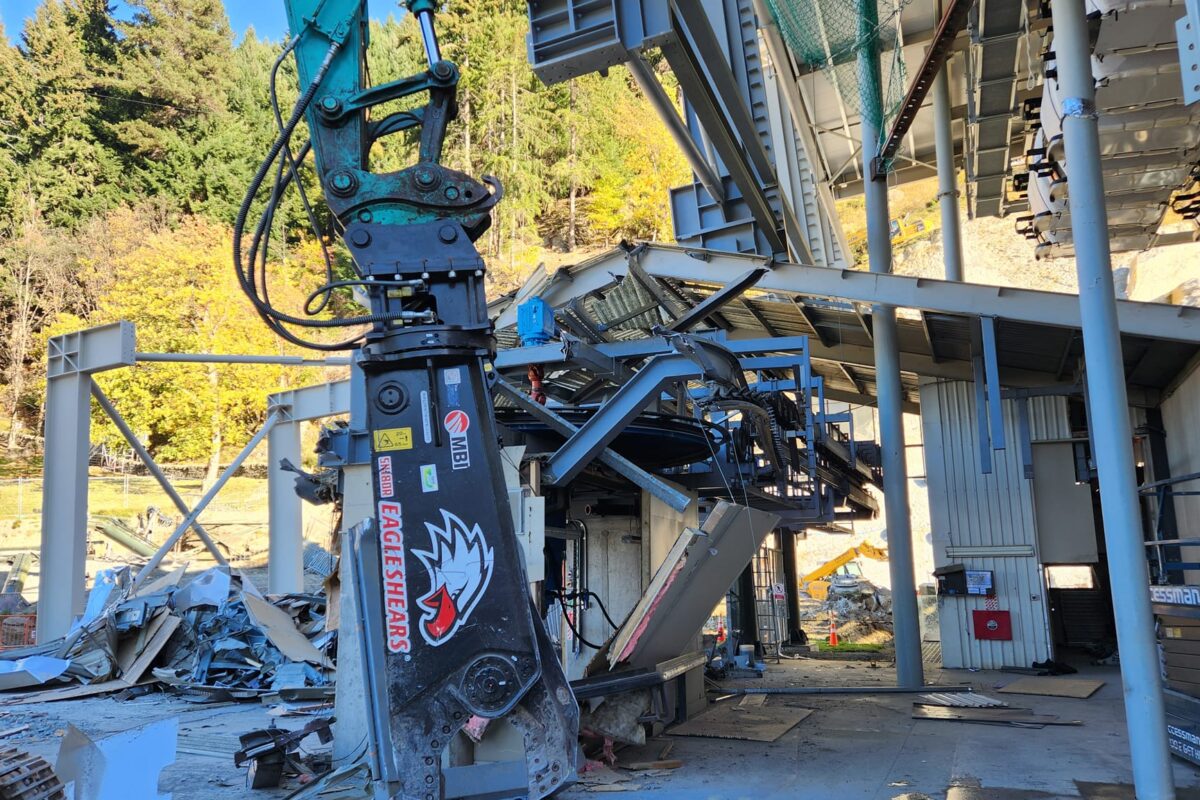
top-left (669, 0), bottom-right (775, 183)
top-left (980, 317), bottom-right (1006, 450)
top-left (1051, 0), bottom-right (1175, 794)
top-left (135, 353), bottom-right (351, 367)
top-left (875, 0), bottom-right (974, 176)
top-left (493, 377), bottom-right (691, 512)
top-left (793, 300), bottom-right (833, 347)
top-left (543, 350), bottom-right (731, 487)
top-left (268, 380), bottom-right (353, 422)
top-left (627, 55), bottom-right (725, 204)
top-left (495, 244), bottom-right (1200, 344)
top-left (667, 267), bottom-right (765, 332)
top-left (858, 0), bottom-right (924, 689)
top-left (972, 355), bottom-right (994, 474)
top-left (38, 323), bottom-right (135, 643)
top-left (496, 329), bottom-right (1082, 390)
top-left (659, 24), bottom-right (786, 253)
top-left (133, 413), bottom-right (279, 588)
top-left (750, 0), bottom-right (850, 265)
top-left (39, 371), bottom-right (91, 643)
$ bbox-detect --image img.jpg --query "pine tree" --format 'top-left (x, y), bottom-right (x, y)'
top-left (109, 0), bottom-right (246, 219)
top-left (16, 0), bottom-right (125, 227)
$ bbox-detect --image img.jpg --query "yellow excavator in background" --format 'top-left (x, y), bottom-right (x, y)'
top-left (800, 542), bottom-right (889, 601)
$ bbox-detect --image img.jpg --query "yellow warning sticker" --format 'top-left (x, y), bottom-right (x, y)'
top-left (373, 427), bottom-right (413, 452)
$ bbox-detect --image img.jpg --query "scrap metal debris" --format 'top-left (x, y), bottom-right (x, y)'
top-left (234, 717), bottom-right (334, 789)
top-left (910, 704), bottom-right (1082, 727)
top-left (918, 692), bottom-right (1008, 708)
top-left (0, 566), bottom-right (334, 703)
top-left (0, 553), bottom-right (34, 614)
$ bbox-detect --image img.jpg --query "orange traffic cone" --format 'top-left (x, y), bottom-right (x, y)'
top-left (827, 612), bottom-right (840, 647)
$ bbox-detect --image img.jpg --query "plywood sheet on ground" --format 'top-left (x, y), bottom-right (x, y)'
top-left (667, 702), bottom-right (812, 742)
top-left (997, 676), bottom-right (1104, 698)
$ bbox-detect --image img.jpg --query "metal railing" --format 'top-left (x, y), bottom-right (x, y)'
top-left (1139, 470), bottom-right (1200, 583)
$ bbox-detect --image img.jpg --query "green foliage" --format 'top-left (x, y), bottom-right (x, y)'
top-left (0, 0), bottom-right (690, 466)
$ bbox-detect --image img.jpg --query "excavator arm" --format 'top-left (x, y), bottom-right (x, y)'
top-left (800, 542), bottom-right (889, 600)
top-left (235, 2), bottom-right (579, 797)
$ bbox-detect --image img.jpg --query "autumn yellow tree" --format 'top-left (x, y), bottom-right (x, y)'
top-left (83, 213), bottom-right (320, 484)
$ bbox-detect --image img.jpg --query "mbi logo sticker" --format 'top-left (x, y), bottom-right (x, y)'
top-left (444, 410), bottom-right (471, 470)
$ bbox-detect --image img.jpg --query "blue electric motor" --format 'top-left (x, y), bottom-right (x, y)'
top-left (517, 297), bottom-right (557, 347)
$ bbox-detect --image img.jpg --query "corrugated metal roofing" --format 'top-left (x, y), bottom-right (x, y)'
top-left (494, 264), bottom-right (1196, 409)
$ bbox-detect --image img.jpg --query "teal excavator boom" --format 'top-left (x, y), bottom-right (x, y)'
top-left (233, 2), bottom-right (580, 798)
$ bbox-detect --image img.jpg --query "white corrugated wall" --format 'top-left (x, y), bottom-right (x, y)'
top-left (920, 380), bottom-right (1070, 669)
top-left (1162, 363), bottom-right (1200, 547)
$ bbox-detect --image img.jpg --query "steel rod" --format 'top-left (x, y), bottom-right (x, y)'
top-left (133, 412), bottom-right (279, 587)
top-left (717, 685), bottom-right (973, 695)
top-left (90, 384), bottom-right (228, 566)
top-left (1050, 0), bottom-right (1175, 794)
top-left (135, 352), bottom-right (350, 366)
top-left (627, 55), bottom-right (726, 204)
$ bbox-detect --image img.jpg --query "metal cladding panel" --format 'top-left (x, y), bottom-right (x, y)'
top-left (1162, 363), bottom-right (1200, 579)
top-left (1027, 395), bottom-right (1071, 441)
top-left (920, 380), bottom-right (1057, 669)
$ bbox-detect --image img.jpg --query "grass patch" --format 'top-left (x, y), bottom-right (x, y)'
top-left (819, 641), bottom-right (886, 653)
top-left (0, 474), bottom-right (270, 521)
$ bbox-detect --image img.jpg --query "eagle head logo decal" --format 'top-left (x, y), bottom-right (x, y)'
top-left (414, 509), bottom-right (495, 646)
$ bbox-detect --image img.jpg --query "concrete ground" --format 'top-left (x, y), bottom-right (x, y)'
top-left (1, 657), bottom-right (1197, 799)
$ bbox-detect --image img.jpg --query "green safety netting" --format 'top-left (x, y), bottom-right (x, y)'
top-left (764, 0), bottom-right (909, 166)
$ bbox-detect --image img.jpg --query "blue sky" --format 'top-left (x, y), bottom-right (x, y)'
top-left (1, 1), bottom-right (395, 43)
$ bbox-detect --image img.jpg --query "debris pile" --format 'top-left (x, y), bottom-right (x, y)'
top-left (797, 582), bottom-right (894, 644)
top-left (0, 565), bottom-right (334, 701)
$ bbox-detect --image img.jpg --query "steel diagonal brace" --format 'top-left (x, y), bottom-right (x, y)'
top-left (666, 267), bottom-right (768, 332)
top-left (493, 377), bottom-right (691, 513)
top-left (540, 334), bottom-right (744, 489)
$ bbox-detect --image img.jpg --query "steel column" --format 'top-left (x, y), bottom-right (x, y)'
top-left (37, 372), bottom-right (91, 642)
top-left (1050, 0), bottom-right (1175, 793)
top-left (859, 0), bottom-right (924, 688)
top-left (933, 65), bottom-right (964, 281)
top-left (268, 412), bottom-right (304, 594)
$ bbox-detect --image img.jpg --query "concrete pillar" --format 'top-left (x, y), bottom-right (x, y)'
top-left (857, 0), bottom-right (924, 688)
top-left (38, 372), bottom-right (91, 642)
top-left (268, 416), bottom-right (304, 594)
top-left (932, 64), bottom-right (964, 282)
top-left (1050, 0), bottom-right (1175, 794)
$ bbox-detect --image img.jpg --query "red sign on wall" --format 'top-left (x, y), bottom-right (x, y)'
top-left (972, 610), bottom-right (1012, 641)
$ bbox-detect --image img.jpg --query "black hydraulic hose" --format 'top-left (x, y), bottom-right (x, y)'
top-left (551, 590), bottom-right (607, 651)
top-left (268, 35), bottom-right (336, 312)
top-left (232, 40), bottom-right (407, 350)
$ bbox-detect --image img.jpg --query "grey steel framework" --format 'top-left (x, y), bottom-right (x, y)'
top-left (37, 321), bottom-right (348, 642)
top-left (526, 0), bottom-right (847, 266)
